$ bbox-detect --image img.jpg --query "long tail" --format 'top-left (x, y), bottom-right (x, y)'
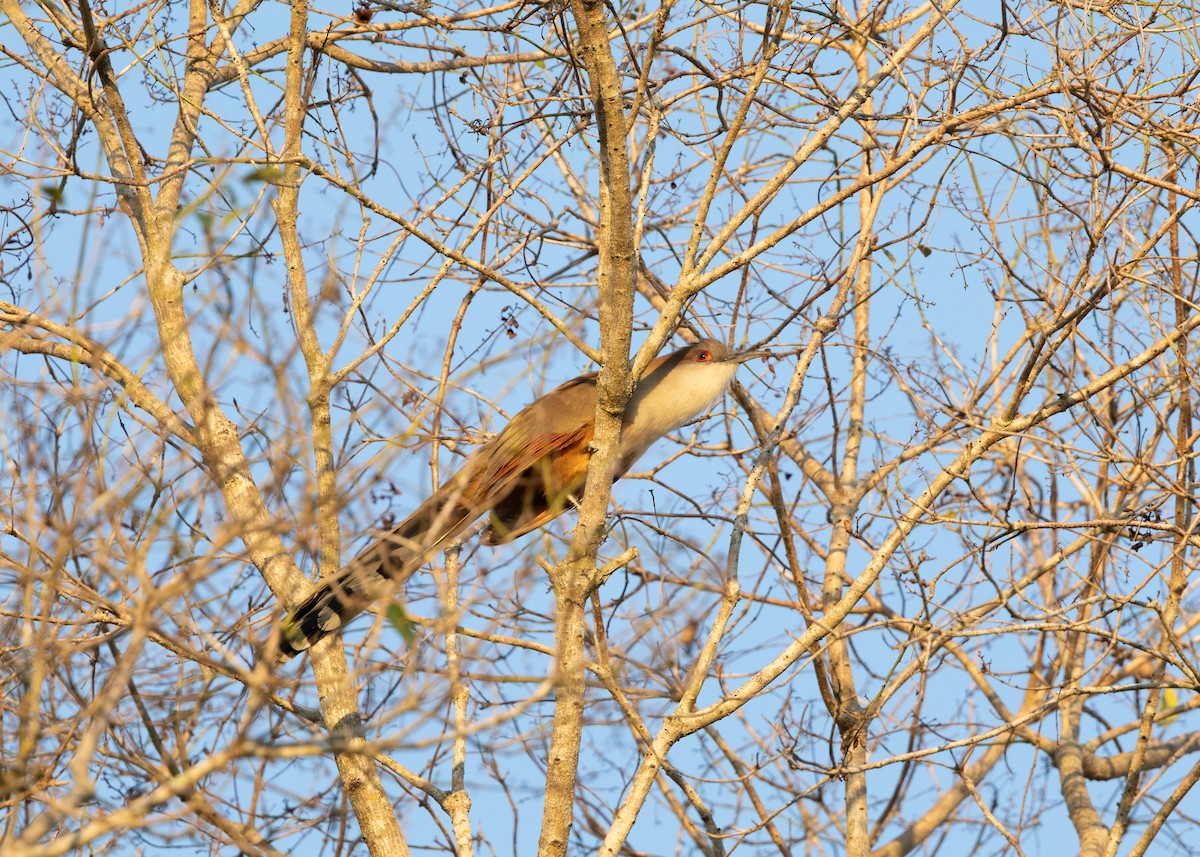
top-left (277, 478), bottom-right (478, 661)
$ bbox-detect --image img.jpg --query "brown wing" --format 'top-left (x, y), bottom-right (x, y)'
top-left (469, 373), bottom-right (599, 544)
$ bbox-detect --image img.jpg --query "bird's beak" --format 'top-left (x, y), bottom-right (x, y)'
top-left (726, 348), bottom-right (770, 364)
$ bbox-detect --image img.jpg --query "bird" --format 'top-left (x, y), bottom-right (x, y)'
top-left (278, 338), bottom-right (766, 661)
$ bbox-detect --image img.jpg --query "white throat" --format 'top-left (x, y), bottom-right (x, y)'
top-left (618, 360), bottom-right (737, 468)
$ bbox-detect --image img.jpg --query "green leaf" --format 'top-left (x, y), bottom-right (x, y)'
top-left (386, 603), bottom-right (417, 645)
top-left (243, 166), bottom-right (284, 184)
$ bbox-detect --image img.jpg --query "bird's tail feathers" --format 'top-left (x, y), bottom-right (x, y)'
top-left (277, 479), bottom-right (478, 661)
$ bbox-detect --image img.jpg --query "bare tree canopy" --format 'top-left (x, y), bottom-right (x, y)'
top-left (2, 1), bottom-right (1200, 855)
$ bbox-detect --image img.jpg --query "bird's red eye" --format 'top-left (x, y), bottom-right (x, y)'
top-left (696, 349), bottom-right (712, 362)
